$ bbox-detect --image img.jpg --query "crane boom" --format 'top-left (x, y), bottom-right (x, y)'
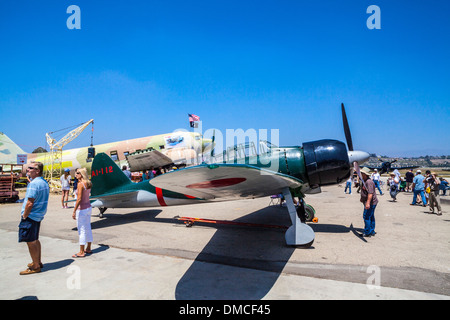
top-left (46, 119), bottom-right (94, 150)
top-left (45, 119), bottom-right (94, 186)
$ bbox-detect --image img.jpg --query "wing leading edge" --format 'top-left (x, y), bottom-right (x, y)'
top-left (150, 163), bottom-right (303, 201)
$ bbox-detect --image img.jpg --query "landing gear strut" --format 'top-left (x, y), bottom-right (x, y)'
top-left (282, 188), bottom-right (315, 248)
top-left (98, 207), bottom-right (107, 218)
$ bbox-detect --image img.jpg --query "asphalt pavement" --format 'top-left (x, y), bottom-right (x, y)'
top-left (1, 181), bottom-right (449, 300)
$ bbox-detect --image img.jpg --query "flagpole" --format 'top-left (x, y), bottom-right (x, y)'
top-left (188, 113), bottom-right (192, 132)
top-left (188, 114), bottom-right (202, 164)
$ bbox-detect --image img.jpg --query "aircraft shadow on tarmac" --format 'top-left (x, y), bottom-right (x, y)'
top-left (86, 206), bottom-right (360, 299)
top-left (78, 210), bottom-right (163, 230)
top-left (171, 206), bottom-right (292, 299)
top-left (174, 206), bottom-right (362, 300)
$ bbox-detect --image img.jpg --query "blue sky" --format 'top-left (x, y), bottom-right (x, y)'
top-left (1, 1), bottom-right (449, 157)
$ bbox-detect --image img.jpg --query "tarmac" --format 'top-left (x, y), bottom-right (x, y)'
top-left (0, 180), bottom-right (449, 300)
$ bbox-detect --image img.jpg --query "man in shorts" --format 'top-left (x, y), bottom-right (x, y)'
top-left (19, 162), bottom-right (49, 275)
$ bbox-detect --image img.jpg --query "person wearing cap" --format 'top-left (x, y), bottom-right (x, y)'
top-left (411, 169), bottom-right (426, 206)
top-left (359, 167), bottom-right (378, 237)
top-left (371, 169), bottom-right (383, 195)
top-left (60, 168), bottom-right (72, 209)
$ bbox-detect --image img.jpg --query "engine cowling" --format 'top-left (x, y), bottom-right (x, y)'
top-left (303, 139), bottom-right (350, 188)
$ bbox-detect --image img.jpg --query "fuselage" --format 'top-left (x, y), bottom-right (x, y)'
top-left (23, 131), bottom-right (212, 175)
top-left (93, 139), bottom-right (355, 210)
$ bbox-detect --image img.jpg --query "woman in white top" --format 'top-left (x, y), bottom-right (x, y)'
top-left (60, 169), bottom-right (71, 208)
top-left (387, 172), bottom-right (400, 201)
top-left (72, 168), bottom-right (93, 257)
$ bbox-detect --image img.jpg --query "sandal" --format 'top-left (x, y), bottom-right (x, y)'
top-left (72, 253), bottom-right (86, 258)
top-left (27, 262), bottom-right (44, 269)
top-left (20, 267), bottom-right (41, 275)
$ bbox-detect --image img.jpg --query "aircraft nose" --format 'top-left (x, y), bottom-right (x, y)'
top-left (348, 150), bottom-right (370, 165)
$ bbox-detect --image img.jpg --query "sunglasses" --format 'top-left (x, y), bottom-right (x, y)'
top-left (27, 167), bottom-right (38, 170)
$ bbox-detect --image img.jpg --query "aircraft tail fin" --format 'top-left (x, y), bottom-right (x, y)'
top-left (0, 132), bottom-right (26, 164)
top-left (91, 153), bottom-right (132, 197)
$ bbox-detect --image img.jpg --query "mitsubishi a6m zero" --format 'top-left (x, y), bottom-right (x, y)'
top-left (89, 104), bottom-right (370, 247)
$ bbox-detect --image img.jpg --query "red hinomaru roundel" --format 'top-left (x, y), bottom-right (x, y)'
top-left (186, 178), bottom-right (246, 189)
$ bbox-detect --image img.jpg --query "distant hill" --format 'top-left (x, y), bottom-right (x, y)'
top-left (365, 155), bottom-right (450, 168)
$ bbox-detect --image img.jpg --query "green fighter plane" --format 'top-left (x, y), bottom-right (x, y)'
top-left (89, 104), bottom-right (370, 247)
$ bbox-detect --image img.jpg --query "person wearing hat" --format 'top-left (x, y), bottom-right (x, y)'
top-left (359, 167), bottom-right (378, 237)
top-left (411, 169), bottom-right (426, 206)
top-left (387, 172), bottom-right (400, 201)
top-left (425, 172), bottom-right (442, 215)
top-left (60, 168), bottom-right (72, 209)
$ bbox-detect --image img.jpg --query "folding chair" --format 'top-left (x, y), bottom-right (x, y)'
top-left (269, 194), bottom-right (282, 206)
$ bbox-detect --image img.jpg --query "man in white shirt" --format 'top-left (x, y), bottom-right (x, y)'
top-left (371, 169), bottom-right (383, 195)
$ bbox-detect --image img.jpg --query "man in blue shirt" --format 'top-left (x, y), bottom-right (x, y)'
top-left (122, 165), bottom-right (132, 179)
top-left (19, 161), bottom-right (49, 275)
top-left (410, 170), bottom-right (427, 206)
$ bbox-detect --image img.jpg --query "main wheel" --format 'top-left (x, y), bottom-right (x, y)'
top-left (296, 203), bottom-right (315, 222)
top-left (99, 207), bottom-right (108, 218)
top-left (304, 204), bottom-right (315, 222)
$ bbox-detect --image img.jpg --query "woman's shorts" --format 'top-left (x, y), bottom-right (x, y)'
top-left (18, 217), bottom-right (41, 242)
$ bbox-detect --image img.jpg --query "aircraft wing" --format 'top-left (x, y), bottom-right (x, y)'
top-left (363, 165), bottom-right (381, 170)
top-left (391, 165), bottom-right (420, 170)
top-left (363, 165), bottom-right (419, 171)
top-left (150, 163), bottom-right (303, 201)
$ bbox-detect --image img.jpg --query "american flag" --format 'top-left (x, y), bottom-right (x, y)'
top-left (188, 114), bottom-right (200, 122)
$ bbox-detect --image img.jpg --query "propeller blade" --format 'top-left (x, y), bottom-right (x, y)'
top-left (353, 161), bottom-right (367, 189)
top-left (341, 103), bottom-right (354, 151)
